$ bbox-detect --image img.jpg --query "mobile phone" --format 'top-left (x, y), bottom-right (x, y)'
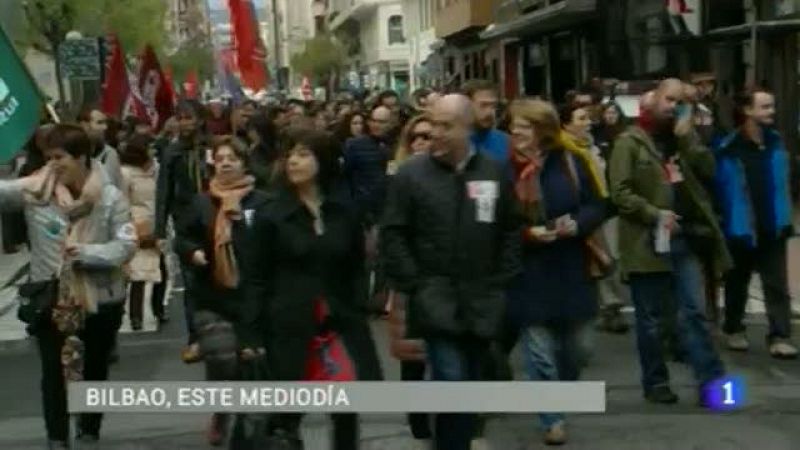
top-left (676, 103), bottom-right (693, 121)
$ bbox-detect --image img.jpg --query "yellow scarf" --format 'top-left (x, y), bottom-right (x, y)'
top-left (559, 131), bottom-right (609, 198)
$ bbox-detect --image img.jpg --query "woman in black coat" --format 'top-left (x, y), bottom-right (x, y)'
top-left (243, 127), bottom-right (383, 450)
top-left (175, 136), bottom-right (271, 446)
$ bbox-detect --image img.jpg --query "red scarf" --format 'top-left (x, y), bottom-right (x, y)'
top-left (510, 149), bottom-right (542, 206)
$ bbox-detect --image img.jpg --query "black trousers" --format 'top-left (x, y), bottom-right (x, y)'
top-left (402, 360), bottom-right (432, 439)
top-left (36, 303), bottom-right (123, 441)
top-left (724, 238), bottom-right (793, 340)
top-left (270, 413), bottom-right (358, 450)
top-left (128, 255), bottom-right (168, 323)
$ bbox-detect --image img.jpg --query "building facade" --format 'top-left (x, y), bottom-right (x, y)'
top-left (329, 0), bottom-right (411, 97)
top-left (431, 0), bottom-right (504, 92)
top-left (166, 0), bottom-right (212, 54)
top-left (401, 0), bottom-right (439, 93)
top-left (275, 0), bottom-right (317, 90)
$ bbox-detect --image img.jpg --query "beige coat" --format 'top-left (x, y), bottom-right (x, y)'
top-left (121, 163), bottom-right (162, 283)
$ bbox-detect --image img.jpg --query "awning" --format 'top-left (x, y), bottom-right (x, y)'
top-left (707, 19), bottom-right (800, 39)
top-left (480, 0), bottom-right (596, 41)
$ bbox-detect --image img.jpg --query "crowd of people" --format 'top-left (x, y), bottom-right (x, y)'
top-left (0, 76), bottom-right (797, 450)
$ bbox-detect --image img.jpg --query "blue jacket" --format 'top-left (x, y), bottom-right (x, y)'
top-left (713, 128), bottom-right (793, 248)
top-left (471, 129), bottom-right (510, 165)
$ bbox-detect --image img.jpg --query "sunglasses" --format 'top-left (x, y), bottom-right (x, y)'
top-left (412, 133), bottom-right (432, 142)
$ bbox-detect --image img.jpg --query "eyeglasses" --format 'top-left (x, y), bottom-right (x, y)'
top-left (412, 133), bottom-right (432, 142)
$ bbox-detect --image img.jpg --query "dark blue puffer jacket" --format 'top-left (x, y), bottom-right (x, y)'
top-left (343, 134), bottom-right (391, 225)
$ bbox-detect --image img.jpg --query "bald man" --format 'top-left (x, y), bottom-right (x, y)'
top-left (608, 78), bottom-right (728, 407)
top-left (382, 94), bottom-right (521, 450)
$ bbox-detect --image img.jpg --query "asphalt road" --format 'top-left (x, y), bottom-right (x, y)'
top-left (0, 290), bottom-right (798, 450)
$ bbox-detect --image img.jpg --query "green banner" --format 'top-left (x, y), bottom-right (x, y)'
top-left (0, 24), bottom-right (43, 163)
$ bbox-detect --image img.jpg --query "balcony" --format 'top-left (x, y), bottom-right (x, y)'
top-left (435, 0), bottom-right (499, 39)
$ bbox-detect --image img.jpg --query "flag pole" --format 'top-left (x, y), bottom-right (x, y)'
top-left (45, 103), bottom-right (61, 123)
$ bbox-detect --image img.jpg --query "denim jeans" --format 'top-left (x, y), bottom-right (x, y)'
top-left (426, 336), bottom-right (488, 450)
top-left (520, 321), bottom-right (593, 429)
top-left (179, 261), bottom-right (198, 344)
top-left (629, 248), bottom-right (725, 394)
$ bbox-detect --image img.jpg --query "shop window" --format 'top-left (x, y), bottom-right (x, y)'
top-left (388, 15), bottom-right (406, 45)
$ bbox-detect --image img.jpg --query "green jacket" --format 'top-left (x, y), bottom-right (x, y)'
top-left (608, 126), bottom-right (732, 278)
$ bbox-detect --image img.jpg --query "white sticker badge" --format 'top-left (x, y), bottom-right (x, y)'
top-left (244, 209), bottom-right (255, 227)
top-left (467, 181), bottom-right (499, 224)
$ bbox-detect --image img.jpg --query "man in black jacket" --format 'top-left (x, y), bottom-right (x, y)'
top-left (382, 94), bottom-right (521, 450)
top-left (155, 101), bottom-right (210, 363)
top-left (343, 104), bottom-right (394, 225)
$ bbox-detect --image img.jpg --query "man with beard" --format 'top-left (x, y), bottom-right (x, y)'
top-left (713, 86), bottom-right (797, 359)
top-left (78, 106), bottom-right (123, 188)
top-left (609, 79), bottom-right (729, 406)
top-left (462, 80), bottom-right (509, 165)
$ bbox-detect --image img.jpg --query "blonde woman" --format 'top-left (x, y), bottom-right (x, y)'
top-left (506, 99), bottom-right (608, 446)
top-left (391, 114), bottom-right (434, 169)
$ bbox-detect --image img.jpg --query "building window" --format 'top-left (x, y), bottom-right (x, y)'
top-left (388, 15), bottom-right (405, 45)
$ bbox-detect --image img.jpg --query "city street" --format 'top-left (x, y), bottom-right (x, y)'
top-left (0, 280), bottom-right (798, 449)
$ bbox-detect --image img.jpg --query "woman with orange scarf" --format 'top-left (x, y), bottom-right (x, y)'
top-left (175, 136), bottom-right (271, 446)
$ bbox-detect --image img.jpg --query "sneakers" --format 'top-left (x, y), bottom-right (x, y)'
top-left (181, 343), bottom-right (203, 364)
top-left (645, 386), bottom-right (679, 404)
top-left (769, 338), bottom-right (799, 360)
top-left (725, 333), bottom-right (750, 352)
top-left (543, 421), bottom-right (567, 446)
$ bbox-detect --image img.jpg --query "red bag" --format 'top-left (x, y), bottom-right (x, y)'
top-left (303, 298), bottom-right (357, 381)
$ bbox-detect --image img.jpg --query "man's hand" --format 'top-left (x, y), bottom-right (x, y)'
top-left (674, 116), bottom-right (694, 138)
top-left (191, 250), bottom-right (208, 267)
top-left (65, 245), bottom-right (81, 258)
top-left (659, 210), bottom-right (682, 234)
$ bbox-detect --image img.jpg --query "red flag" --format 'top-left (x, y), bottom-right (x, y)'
top-left (137, 45), bottom-right (175, 130)
top-left (101, 35), bottom-right (130, 118)
top-left (124, 70), bottom-right (150, 123)
top-left (228, 0), bottom-right (268, 91)
top-left (163, 66), bottom-right (177, 104)
top-left (183, 70), bottom-right (199, 99)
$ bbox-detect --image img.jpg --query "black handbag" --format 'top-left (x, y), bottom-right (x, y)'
top-left (17, 279), bottom-right (59, 326)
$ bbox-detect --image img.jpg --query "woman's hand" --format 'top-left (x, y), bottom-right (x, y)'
top-left (191, 250), bottom-right (208, 267)
top-left (555, 215), bottom-right (578, 238)
top-left (240, 347), bottom-right (265, 361)
top-left (527, 226), bottom-right (558, 243)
